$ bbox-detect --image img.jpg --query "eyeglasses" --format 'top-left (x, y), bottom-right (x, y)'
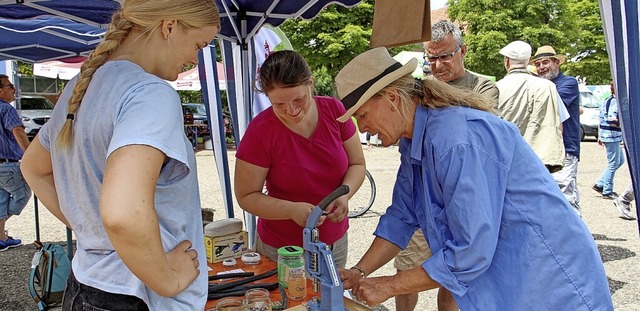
top-left (424, 45), bottom-right (462, 64)
top-left (0, 83), bottom-right (15, 89)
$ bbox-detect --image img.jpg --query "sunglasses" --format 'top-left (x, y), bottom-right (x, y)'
top-left (424, 45), bottom-right (462, 64)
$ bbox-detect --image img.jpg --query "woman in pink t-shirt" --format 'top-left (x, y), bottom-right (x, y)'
top-left (234, 50), bottom-right (366, 268)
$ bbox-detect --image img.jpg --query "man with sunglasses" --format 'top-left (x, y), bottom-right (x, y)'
top-left (423, 20), bottom-right (499, 102)
top-left (393, 20), bottom-right (499, 311)
top-left (0, 74), bottom-right (31, 252)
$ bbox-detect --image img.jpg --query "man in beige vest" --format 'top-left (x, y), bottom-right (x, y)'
top-left (495, 41), bottom-right (565, 173)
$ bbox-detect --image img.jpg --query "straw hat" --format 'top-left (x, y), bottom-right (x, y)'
top-left (335, 47), bottom-right (417, 122)
top-left (531, 45), bottom-right (566, 65)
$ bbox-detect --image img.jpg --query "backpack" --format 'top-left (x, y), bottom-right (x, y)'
top-left (29, 241), bottom-right (71, 310)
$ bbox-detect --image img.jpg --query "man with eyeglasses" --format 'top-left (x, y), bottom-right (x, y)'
top-left (393, 20), bottom-right (499, 311)
top-left (423, 20), bottom-right (499, 102)
top-left (533, 46), bottom-right (582, 215)
top-left (0, 74), bottom-right (31, 252)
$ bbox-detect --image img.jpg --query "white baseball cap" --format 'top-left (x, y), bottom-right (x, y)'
top-left (499, 41), bottom-right (532, 61)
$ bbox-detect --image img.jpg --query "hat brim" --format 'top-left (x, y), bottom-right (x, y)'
top-left (531, 54), bottom-right (565, 65)
top-left (337, 58), bottom-right (418, 123)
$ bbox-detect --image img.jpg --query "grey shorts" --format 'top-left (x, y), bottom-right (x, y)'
top-left (393, 229), bottom-right (432, 271)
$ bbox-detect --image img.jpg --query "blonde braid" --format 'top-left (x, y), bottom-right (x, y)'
top-left (56, 11), bottom-right (134, 148)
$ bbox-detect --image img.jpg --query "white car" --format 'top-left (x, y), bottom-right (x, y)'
top-left (579, 86), bottom-right (601, 141)
top-left (18, 95), bottom-right (54, 139)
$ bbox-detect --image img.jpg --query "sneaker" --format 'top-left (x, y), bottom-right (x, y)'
top-left (0, 236), bottom-right (22, 252)
top-left (613, 198), bottom-right (636, 220)
top-left (602, 193), bottom-right (618, 200)
top-left (592, 184), bottom-right (604, 194)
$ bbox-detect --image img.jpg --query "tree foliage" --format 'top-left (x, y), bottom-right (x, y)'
top-left (280, 0), bottom-right (416, 96)
top-left (447, 0), bottom-right (609, 84)
top-left (562, 0), bottom-right (610, 84)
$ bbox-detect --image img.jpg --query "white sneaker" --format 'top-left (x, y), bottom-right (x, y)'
top-left (613, 198), bottom-right (636, 220)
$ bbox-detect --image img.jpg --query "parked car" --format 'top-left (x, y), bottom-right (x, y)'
top-left (182, 102), bottom-right (210, 138)
top-left (579, 85), bottom-right (601, 141)
top-left (19, 95), bottom-right (54, 140)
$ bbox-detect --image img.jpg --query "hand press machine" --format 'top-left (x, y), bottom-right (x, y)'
top-left (303, 185), bottom-right (350, 311)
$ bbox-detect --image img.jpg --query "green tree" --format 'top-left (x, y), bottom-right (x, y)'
top-left (562, 0), bottom-right (610, 84)
top-left (447, 0), bottom-right (581, 80)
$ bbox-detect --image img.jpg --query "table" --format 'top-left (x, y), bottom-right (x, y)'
top-left (205, 258), bottom-right (371, 310)
top-left (184, 123), bottom-right (209, 150)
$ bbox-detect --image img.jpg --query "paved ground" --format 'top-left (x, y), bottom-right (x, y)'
top-left (1, 139), bottom-right (638, 310)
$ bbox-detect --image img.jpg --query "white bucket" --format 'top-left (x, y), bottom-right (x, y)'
top-left (204, 139), bottom-right (213, 150)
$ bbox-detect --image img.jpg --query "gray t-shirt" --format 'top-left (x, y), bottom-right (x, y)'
top-left (39, 61), bottom-right (206, 310)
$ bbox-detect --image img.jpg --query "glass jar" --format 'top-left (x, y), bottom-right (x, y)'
top-left (277, 246), bottom-right (305, 288)
top-left (243, 288), bottom-right (272, 311)
top-left (214, 297), bottom-right (244, 311)
top-left (286, 268), bottom-right (307, 301)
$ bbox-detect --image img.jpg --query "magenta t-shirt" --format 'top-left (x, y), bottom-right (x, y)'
top-left (236, 96), bottom-right (356, 248)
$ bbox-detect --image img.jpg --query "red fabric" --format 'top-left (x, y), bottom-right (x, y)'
top-left (236, 96), bottom-right (356, 247)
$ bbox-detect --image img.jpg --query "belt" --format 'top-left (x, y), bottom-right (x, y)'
top-left (0, 159), bottom-right (19, 163)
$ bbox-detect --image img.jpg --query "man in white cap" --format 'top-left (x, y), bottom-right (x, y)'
top-left (533, 46), bottom-right (582, 215)
top-left (496, 41), bottom-right (566, 173)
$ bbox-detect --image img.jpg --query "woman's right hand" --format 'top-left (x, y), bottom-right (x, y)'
top-left (165, 240), bottom-right (200, 296)
top-left (291, 202), bottom-right (326, 227)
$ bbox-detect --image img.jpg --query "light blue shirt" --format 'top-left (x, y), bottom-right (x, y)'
top-left (375, 106), bottom-right (612, 310)
top-left (38, 61), bottom-right (206, 310)
top-left (599, 96), bottom-right (623, 142)
top-left (0, 100), bottom-right (25, 160)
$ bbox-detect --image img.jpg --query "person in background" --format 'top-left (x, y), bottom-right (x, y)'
top-left (0, 74), bottom-right (31, 252)
top-left (614, 185), bottom-right (636, 220)
top-left (533, 46), bottom-right (582, 215)
top-left (234, 50), bottom-right (365, 268)
top-left (394, 19), bottom-right (501, 311)
top-left (336, 46), bottom-right (613, 311)
top-left (593, 82), bottom-right (624, 200)
top-left (20, 1), bottom-right (220, 310)
top-left (495, 41), bottom-right (565, 173)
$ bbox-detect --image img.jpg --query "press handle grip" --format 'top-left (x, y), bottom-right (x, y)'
top-left (317, 185), bottom-right (350, 211)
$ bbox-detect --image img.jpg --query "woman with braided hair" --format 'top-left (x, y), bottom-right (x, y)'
top-left (21, 1), bottom-right (220, 310)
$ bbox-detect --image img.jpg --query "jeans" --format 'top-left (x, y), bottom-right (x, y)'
top-left (63, 270), bottom-right (149, 311)
top-left (595, 141), bottom-right (625, 195)
top-left (0, 162), bottom-right (31, 219)
top-left (552, 154), bottom-right (581, 216)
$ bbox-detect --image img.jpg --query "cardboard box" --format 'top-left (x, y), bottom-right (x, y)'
top-left (205, 231), bottom-right (249, 263)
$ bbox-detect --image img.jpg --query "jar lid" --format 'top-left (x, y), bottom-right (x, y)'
top-left (277, 245), bottom-right (304, 256)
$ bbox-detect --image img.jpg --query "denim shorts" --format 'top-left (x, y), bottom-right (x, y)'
top-left (63, 270), bottom-right (149, 311)
top-left (0, 162), bottom-right (31, 219)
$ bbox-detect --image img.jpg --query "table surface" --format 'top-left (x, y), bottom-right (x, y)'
top-left (205, 257), bottom-right (316, 310)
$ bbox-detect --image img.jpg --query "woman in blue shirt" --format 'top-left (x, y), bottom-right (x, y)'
top-left (336, 47), bottom-right (612, 310)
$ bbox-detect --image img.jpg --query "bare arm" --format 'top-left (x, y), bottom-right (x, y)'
top-left (100, 145), bottom-right (198, 297)
top-left (20, 137), bottom-right (70, 228)
top-left (234, 159), bottom-right (321, 227)
top-left (340, 237), bottom-right (441, 306)
top-left (325, 132), bottom-right (366, 222)
top-left (12, 126), bottom-right (30, 151)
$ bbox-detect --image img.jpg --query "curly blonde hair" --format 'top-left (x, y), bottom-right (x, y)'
top-left (57, 0), bottom-right (220, 148)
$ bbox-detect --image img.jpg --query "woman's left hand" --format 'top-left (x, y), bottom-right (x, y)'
top-left (325, 196), bottom-right (349, 222)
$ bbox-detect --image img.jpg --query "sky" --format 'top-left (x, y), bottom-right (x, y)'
top-left (432, 0), bottom-right (448, 10)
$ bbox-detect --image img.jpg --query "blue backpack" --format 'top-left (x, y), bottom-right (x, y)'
top-left (29, 241), bottom-right (71, 310)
